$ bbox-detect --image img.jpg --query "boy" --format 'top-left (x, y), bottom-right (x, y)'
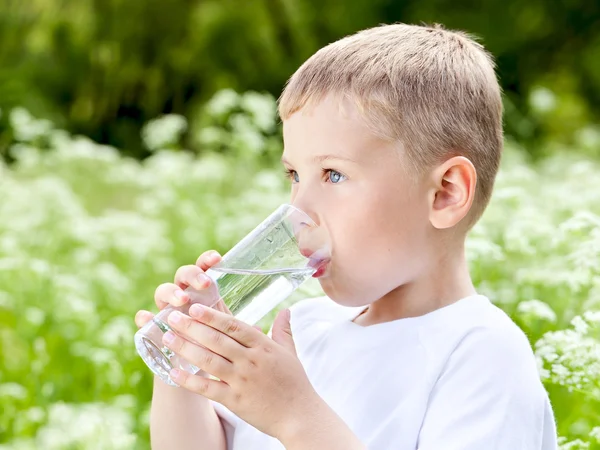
top-left (135, 23), bottom-right (558, 449)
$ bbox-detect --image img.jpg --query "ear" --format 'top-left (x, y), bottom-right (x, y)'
top-left (428, 156), bottom-right (477, 229)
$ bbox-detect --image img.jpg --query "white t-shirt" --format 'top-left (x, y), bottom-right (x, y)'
top-left (212, 295), bottom-right (558, 449)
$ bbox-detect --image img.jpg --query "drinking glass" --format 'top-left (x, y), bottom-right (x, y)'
top-left (134, 204), bottom-right (330, 385)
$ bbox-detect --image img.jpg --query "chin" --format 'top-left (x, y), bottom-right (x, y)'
top-left (318, 278), bottom-right (371, 308)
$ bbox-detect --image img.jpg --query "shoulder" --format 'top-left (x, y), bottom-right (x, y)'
top-left (456, 323), bottom-right (539, 382)
top-left (460, 301), bottom-right (536, 366)
top-left (430, 298), bottom-right (542, 388)
top-left (418, 299), bottom-right (555, 448)
top-left (416, 296), bottom-right (542, 387)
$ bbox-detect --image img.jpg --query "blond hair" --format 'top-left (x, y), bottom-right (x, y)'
top-left (278, 23), bottom-right (503, 227)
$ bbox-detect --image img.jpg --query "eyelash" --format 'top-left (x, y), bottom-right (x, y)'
top-left (283, 168), bottom-right (345, 183)
top-left (283, 168), bottom-right (295, 180)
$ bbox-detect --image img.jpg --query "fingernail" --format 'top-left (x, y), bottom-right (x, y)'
top-left (163, 331), bottom-right (176, 345)
top-left (169, 311), bottom-right (183, 324)
top-left (196, 273), bottom-right (211, 287)
top-left (189, 303), bottom-right (205, 317)
top-left (174, 290), bottom-right (186, 302)
top-left (170, 368), bottom-right (180, 380)
top-left (208, 251), bottom-right (221, 260)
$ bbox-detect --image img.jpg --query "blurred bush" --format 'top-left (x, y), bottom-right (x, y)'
top-left (0, 0), bottom-right (599, 158)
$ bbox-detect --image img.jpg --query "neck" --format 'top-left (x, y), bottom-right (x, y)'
top-left (353, 244), bottom-right (476, 327)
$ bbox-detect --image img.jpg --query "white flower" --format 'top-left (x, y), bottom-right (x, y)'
top-left (9, 107), bottom-right (53, 142)
top-left (33, 402), bottom-right (137, 449)
top-left (25, 308), bottom-right (45, 326)
top-left (205, 88), bottom-right (240, 116)
top-left (0, 383), bottom-right (28, 400)
top-left (558, 438), bottom-right (590, 450)
top-left (240, 91), bottom-right (277, 132)
top-left (571, 316), bottom-right (590, 335)
top-left (229, 113), bottom-right (265, 153)
top-left (100, 317), bottom-right (135, 347)
top-left (517, 299), bottom-right (557, 323)
top-left (575, 125), bottom-right (600, 150)
top-left (529, 87), bottom-right (557, 114)
top-left (142, 114), bottom-right (188, 151)
top-left (535, 322), bottom-right (600, 398)
top-left (583, 311), bottom-right (600, 324)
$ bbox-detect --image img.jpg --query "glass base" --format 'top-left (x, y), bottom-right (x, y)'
top-left (134, 315), bottom-right (199, 387)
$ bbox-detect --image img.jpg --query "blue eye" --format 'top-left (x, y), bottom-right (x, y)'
top-left (284, 168), bottom-right (346, 184)
top-left (327, 170), bottom-right (346, 184)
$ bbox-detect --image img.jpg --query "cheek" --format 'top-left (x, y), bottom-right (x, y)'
top-left (323, 190), bottom-right (428, 304)
top-left (339, 191), bottom-right (419, 258)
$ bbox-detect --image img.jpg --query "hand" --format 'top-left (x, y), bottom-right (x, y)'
top-left (134, 249), bottom-right (262, 333)
top-left (162, 303), bottom-right (323, 441)
top-left (134, 250), bottom-right (234, 330)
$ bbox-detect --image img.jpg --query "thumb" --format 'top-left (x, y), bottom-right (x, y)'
top-left (271, 308), bottom-right (296, 356)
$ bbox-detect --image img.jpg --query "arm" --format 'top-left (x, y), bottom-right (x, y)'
top-left (278, 400), bottom-right (366, 450)
top-left (136, 250), bottom-right (231, 450)
top-left (417, 326), bottom-right (555, 450)
top-left (150, 374), bottom-right (227, 450)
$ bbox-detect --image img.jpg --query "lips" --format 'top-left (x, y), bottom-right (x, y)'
top-left (312, 262), bottom-right (328, 278)
top-left (299, 248), bottom-right (330, 276)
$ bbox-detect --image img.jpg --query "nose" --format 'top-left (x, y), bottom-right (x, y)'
top-left (291, 204), bottom-right (320, 234)
top-left (290, 193), bottom-right (329, 260)
top-left (290, 187), bottom-right (320, 227)
top-left (289, 205), bottom-right (318, 239)
top-left (295, 217), bottom-right (330, 264)
top-left (289, 201), bottom-right (321, 249)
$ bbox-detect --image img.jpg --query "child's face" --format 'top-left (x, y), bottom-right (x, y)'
top-left (282, 96), bottom-right (434, 307)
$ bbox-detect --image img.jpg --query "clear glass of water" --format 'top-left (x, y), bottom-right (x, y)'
top-left (134, 204), bottom-right (330, 385)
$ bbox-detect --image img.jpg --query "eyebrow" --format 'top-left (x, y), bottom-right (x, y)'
top-left (280, 154), bottom-right (358, 165)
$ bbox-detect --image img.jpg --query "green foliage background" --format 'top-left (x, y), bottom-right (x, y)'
top-left (0, 1), bottom-right (600, 449)
top-left (1, 0), bottom-right (600, 157)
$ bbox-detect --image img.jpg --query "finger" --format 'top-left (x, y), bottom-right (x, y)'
top-left (196, 250), bottom-right (222, 272)
top-left (175, 264), bottom-right (211, 291)
top-left (155, 282), bottom-right (188, 309)
top-left (163, 331), bottom-right (234, 381)
top-left (135, 310), bottom-right (154, 329)
top-left (169, 368), bottom-right (229, 402)
top-left (188, 304), bottom-right (261, 348)
top-left (212, 298), bottom-right (233, 316)
top-left (167, 310), bottom-right (248, 361)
